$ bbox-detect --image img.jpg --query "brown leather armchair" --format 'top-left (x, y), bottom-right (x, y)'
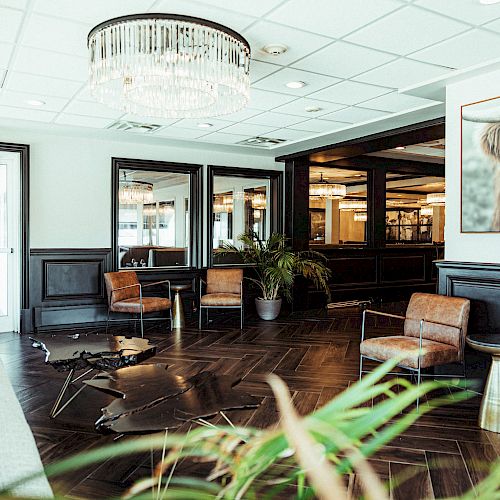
top-left (199, 269), bottom-right (243, 330)
top-left (359, 293), bottom-right (470, 409)
top-left (104, 271), bottom-right (172, 337)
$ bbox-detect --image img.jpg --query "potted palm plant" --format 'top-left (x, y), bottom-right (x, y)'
top-left (220, 232), bottom-right (331, 320)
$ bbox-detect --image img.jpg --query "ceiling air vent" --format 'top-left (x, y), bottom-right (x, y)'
top-left (107, 120), bottom-right (163, 133)
top-left (237, 136), bottom-right (287, 147)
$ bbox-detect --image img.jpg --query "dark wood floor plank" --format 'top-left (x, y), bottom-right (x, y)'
top-left (458, 440), bottom-right (499, 487)
top-left (390, 462), bottom-right (434, 500)
top-left (426, 451), bottom-right (474, 498)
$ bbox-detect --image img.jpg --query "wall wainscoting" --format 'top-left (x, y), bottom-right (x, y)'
top-left (436, 260), bottom-right (500, 386)
top-left (26, 248), bottom-right (200, 332)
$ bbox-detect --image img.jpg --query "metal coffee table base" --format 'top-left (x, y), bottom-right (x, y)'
top-left (50, 367), bottom-right (95, 419)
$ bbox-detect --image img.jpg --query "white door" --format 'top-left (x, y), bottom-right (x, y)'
top-left (0, 155), bottom-right (21, 333)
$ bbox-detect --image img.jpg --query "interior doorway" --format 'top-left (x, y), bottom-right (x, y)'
top-left (0, 152), bottom-right (21, 333)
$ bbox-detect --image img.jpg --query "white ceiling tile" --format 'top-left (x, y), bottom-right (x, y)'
top-left (410, 29), bottom-right (500, 69)
top-left (0, 7), bottom-right (23, 43)
top-left (415, 0), bottom-right (500, 26)
top-left (290, 119), bottom-right (347, 133)
top-left (0, 105), bottom-right (56, 122)
top-left (252, 68), bottom-right (340, 96)
top-left (248, 88), bottom-right (297, 110)
top-left (268, 128), bottom-right (312, 141)
top-left (292, 42), bottom-right (396, 79)
top-left (153, 0), bottom-right (256, 32)
top-left (199, 132), bottom-right (249, 145)
top-left (13, 47), bottom-right (88, 81)
top-left (5, 72), bottom-right (83, 98)
top-left (33, 0), bottom-right (156, 26)
top-left (195, 0), bottom-right (283, 17)
top-left (0, 90), bottom-right (68, 112)
top-left (361, 92), bottom-right (439, 112)
top-left (0, 0), bottom-right (26, 8)
top-left (219, 122), bottom-right (277, 136)
top-left (119, 113), bottom-right (179, 127)
top-left (311, 81), bottom-right (391, 106)
top-left (54, 113), bottom-right (115, 128)
top-left (354, 58), bottom-right (452, 89)
top-left (321, 106), bottom-right (390, 123)
top-left (21, 14), bottom-right (89, 58)
top-left (243, 21), bottom-right (332, 65)
top-left (219, 107), bottom-right (264, 122)
top-left (250, 60), bottom-right (282, 83)
top-left (272, 98), bottom-right (346, 118)
top-left (346, 6), bottom-right (469, 56)
top-left (154, 127), bottom-right (207, 139)
top-left (485, 17), bottom-right (500, 34)
top-left (244, 112), bottom-right (308, 128)
top-left (64, 100), bottom-right (123, 119)
top-left (0, 42), bottom-right (12, 68)
top-left (171, 118), bottom-right (233, 131)
top-left (267, 0), bottom-right (402, 38)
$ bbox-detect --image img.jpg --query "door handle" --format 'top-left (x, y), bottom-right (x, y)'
top-left (0, 248), bottom-right (13, 253)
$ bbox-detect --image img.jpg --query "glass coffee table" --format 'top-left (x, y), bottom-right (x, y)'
top-left (466, 334), bottom-right (500, 433)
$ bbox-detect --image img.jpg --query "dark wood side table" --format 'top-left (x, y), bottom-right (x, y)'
top-left (466, 334), bottom-right (500, 433)
top-left (171, 284), bottom-right (191, 329)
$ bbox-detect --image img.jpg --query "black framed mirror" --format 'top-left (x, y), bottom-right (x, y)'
top-left (112, 158), bottom-right (202, 271)
top-left (207, 165), bottom-right (284, 267)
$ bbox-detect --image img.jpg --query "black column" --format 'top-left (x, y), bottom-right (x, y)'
top-left (367, 167), bottom-right (387, 248)
top-left (285, 156), bottom-right (310, 252)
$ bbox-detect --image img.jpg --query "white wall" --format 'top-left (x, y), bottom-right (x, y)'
top-left (0, 127), bottom-right (281, 249)
top-left (446, 69), bottom-right (500, 263)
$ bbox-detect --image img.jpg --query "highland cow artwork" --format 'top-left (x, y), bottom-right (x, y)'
top-left (462, 96), bottom-right (500, 232)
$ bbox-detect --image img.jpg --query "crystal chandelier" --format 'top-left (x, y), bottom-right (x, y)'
top-left (309, 173), bottom-right (346, 199)
top-left (251, 193), bottom-right (267, 210)
top-left (354, 212), bottom-right (367, 222)
top-left (340, 199), bottom-right (367, 210)
top-left (420, 206), bottom-right (433, 216)
top-left (119, 180), bottom-right (154, 205)
top-left (88, 14), bottom-right (251, 118)
top-left (426, 192), bottom-right (446, 206)
top-left (213, 194), bottom-right (233, 213)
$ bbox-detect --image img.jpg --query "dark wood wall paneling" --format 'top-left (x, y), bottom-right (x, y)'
top-left (436, 261), bottom-right (500, 387)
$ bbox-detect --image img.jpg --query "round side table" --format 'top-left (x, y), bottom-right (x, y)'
top-left (171, 284), bottom-right (191, 329)
top-left (466, 334), bottom-right (500, 433)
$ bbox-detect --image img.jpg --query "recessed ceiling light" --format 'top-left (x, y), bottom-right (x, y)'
top-left (25, 99), bottom-right (45, 106)
top-left (261, 44), bottom-right (288, 56)
top-left (480, 0), bottom-right (500, 4)
top-left (197, 122), bottom-right (213, 128)
top-left (286, 81), bottom-right (307, 89)
top-left (305, 106), bottom-right (322, 113)
top-left (395, 146), bottom-right (406, 150)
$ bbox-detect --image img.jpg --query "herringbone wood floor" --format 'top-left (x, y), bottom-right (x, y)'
top-left (1, 305), bottom-right (499, 499)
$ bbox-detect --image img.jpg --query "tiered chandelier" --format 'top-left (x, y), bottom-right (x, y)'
top-left (309, 173), bottom-right (346, 199)
top-left (119, 179), bottom-right (154, 205)
top-left (88, 14), bottom-right (251, 118)
top-left (339, 199), bottom-right (367, 211)
top-left (426, 192), bottom-right (446, 206)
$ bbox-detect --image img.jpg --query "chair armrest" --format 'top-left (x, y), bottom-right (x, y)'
top-left (110, 283), bottom-right (142, 304)
top-left (361, 309), bottom-right (405, 342)
top-left (199, 278), bottom-right (206, 300)
top-left (240, 280), bottom-right (243, 299)
top-left (364, 309), bottom-right (406, 321)
top-left (142, 279), bottom-right (171, 300)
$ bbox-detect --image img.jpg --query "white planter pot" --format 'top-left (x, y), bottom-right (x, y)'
top-left (255, 298), bottom-right (282, 320)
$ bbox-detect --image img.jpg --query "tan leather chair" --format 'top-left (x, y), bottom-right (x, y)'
top-left (104, 271), bottom-right (172, 337)
top-left (359, 293), bottom-right (470, 409)
top-left (199, 269), bottom-right (243, 329)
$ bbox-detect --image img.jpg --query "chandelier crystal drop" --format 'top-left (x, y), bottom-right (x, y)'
top-left (119, 180), bottom-right (154, 205)
top-left (88, 14), bottom-right (251, 118)
top-left (251, 193), bottom-right (267, 209)
top-left (309, 173), bottom-right (346, 199)
top-left (426, 192), bottom-right (446, 206)
top-left (339, 199), bottom-right (367, 211)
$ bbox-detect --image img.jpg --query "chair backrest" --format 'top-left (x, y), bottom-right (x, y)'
top-left (206, 268), bottom-right (243, 295)
top-left (404, 293), bottom-right (470, 349)
top-left (104, 271), bottom-right (140, 305)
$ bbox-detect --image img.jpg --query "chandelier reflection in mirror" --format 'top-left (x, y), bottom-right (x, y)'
top-left (340, 199), bottom-right (367, 211)
top-left (119, 178), bottom-right (154, 205)
top-left (426, 192), bottom-right (446, 206)
top-left (309, 173), bottom-right (346, 199)
top-left (88, 14), bottom-right (251, 118)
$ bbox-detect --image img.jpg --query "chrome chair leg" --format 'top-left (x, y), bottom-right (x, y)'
top-left (240, 305), bottom-right (244, 330)
top-left (169, 308), bottom-right (173, 331)
top-left (359, 355), bottom-right (364, 381)
top-left (198, 307), bottom-right (202, 330)
top-left (105, 308), bottom-right (110, 334)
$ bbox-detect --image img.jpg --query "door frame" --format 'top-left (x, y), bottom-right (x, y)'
top-left (0, 142), bottom-right (30, 331)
